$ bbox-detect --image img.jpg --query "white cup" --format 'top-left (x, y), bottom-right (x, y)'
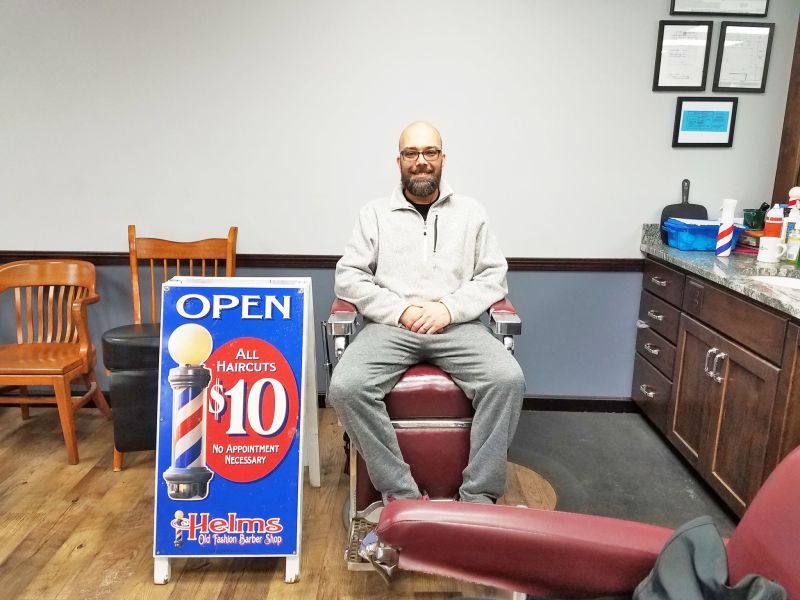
top-left (758, 237), bottom-right (787, 263)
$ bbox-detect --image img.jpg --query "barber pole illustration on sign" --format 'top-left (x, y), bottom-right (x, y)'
top-left (153, 277), bottom-right (316, 584)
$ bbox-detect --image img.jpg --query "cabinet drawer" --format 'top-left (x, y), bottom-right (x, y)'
top-left (638, 290), bottom-right (680, 344)
top-left (632, 354), bottom-right (671, 433)
top-left (683, 277), bottom-right (787, 365)
top-left (636, 325), bottom-right (676, 379)
top-left (644, 260), bottom-right (685, 307)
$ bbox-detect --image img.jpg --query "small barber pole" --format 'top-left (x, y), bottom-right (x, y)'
top-left (716, 198), bottom-right (738, 257)
top-left (163, 324), bottom-right (214, 500)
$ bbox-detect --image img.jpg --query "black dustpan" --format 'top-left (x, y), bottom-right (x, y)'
top-left (660, 179), bottom-right (708, 242)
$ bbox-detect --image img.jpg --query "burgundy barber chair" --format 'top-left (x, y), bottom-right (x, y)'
top-left (362, 445), bottom-right (800, 599)
top-left (325, 298), bottom-right (521, 569)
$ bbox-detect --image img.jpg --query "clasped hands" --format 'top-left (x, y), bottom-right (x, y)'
top-left (400, 302), bottom-right (451, 335)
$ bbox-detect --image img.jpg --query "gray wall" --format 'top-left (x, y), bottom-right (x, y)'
top-left (0, 267), bottom-right (643, 398)
top-left (1, 1), bottom-right (798, 257)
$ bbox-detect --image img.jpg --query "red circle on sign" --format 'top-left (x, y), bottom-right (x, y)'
top-left (205, 337), bottom-right (299, 483)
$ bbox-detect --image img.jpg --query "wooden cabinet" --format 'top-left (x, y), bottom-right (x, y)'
top-left (670, 315), bottom-right (780, 515)
top-left (636, 258), bottom-right (798, 516)
top-left (632, 261), bottom-right (683, 435)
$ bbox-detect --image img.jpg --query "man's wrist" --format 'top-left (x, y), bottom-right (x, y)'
top-left (397, 304), bottom-right (413, 327)
top-left (438, 300), bottom-right (454, 324)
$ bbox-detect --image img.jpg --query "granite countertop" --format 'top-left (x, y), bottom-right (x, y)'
top-left (641, 224), bottom-right (800, 321)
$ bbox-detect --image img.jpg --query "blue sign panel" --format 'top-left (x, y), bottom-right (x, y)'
top-left (154, 280), bottom-right (306, 557)
top-left (681, 110), bottom-right (730, 132)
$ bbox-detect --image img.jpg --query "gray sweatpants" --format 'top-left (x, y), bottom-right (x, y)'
top-left (327, 320), bottom-right (525, 504)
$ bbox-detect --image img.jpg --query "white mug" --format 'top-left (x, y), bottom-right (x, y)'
top-left (758, 237), bottom-right (787, 263)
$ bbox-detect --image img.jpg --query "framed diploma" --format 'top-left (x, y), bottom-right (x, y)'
top-left (653, 21), bottom-right (713, 92)
top-left (713, 22), bottom-right (775, 93)
top-left (670, 0), bottom-right (768, 17)
top-left (672, 97), bottom-right (738, 147)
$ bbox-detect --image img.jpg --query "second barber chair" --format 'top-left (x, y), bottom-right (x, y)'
top-left (325, 298), bottom-right (521, 569)
top-left (360, 445), bottom-right (800, 599)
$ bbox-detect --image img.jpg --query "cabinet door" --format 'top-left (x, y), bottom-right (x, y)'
top-left (670, 315), bottom-right (780, 515)
top-left (668, 316), bottom-right (718, 469)
top-left (703, 329), bottom-right (780, 515)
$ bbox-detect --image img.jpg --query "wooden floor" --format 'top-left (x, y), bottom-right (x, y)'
top-left (0, 406), bottom-right (556, 600)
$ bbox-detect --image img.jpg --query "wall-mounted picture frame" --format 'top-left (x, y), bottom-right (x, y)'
top-left (653, 20), bottom-right (713, 92)
top-left (670, 0), bottom-right (768, 17)
top-left (672, 97), bottom-right (738, 147)
top-left (713, 22), bottom-right (775, 93)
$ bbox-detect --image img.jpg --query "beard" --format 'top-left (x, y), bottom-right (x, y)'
top-left (401, 170), bottom-right (440, 197)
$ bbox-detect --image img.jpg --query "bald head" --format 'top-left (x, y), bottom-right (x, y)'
top-left (398, 121), bottom-right (442, 151)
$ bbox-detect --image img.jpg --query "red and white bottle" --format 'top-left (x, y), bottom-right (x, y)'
top-left (764, 204), bottom-right (785, 238)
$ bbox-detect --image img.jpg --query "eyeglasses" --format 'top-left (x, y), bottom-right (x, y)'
top-left (400, 147), bottom-right (443, 162)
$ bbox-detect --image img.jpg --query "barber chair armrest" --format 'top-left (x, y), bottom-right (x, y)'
top-left (327, 299), bottom-right (359, 336)
top-left (489, 298), bottom-right (522, 336)
top-left (326, 299), bottom-right (359, 361)
top-left (489, 298), bottom-right (521, 353)
top-left (368, 500), bottom-right (672, 598)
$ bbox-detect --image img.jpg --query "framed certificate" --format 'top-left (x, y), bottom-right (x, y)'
top-left (653, 21), bottom-right (713, 92)
top-left (670, 0), bottom-right (768, 17)
top-left (713, 22), bottom-right (775, 93)
top-left (672, 97), bottom-right (738, 147)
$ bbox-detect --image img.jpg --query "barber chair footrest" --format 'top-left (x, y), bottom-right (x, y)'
top-left (346, 517), bottom-right (377, 571)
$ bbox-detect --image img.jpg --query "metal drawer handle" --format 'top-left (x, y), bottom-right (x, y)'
top-left (636, 319), bottom-right (650, 329)
top-left (639, 384), bottom-right (656, 398)
top-left (643, 343), bottom-right (661, 356)
top-left (712, 352), bottom-right (727, 383)
top-left (650, 276), bottom-right (669, 288)
top-left (647, 309), bottom-right (664, 322)
top-left (704, 347), bottom-right (718, 378)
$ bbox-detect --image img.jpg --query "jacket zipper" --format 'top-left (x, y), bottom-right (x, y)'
top-left (433, 214), bottom-right (438, 254)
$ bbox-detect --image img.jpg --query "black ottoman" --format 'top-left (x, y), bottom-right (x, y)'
top-left (102, 323), bottom-right (161, 452)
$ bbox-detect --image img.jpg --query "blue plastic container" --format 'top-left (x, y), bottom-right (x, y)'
top-left (662, 218), bottom-right (747, 251)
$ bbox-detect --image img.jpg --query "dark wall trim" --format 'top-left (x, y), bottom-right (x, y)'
top-left (0, 250), bottom-right (644, 272)
top-left (0, 250), bottom-right (131, 266)
top-left (507, 258), bottom-right (643, 272)
top-left (238, 254), bottom-right (341, 269)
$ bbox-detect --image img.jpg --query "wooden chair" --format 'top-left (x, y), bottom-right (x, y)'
top-left (111, 225), bottom-right (238, 470)
top-left (0, 259), bottom-right (112, 464)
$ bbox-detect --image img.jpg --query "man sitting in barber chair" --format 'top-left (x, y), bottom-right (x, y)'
top-left (328, 121), bottom-right (525, 519)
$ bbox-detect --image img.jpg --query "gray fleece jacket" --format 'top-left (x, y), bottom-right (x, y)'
top-left (334, 180), bottom-right (508, 326)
